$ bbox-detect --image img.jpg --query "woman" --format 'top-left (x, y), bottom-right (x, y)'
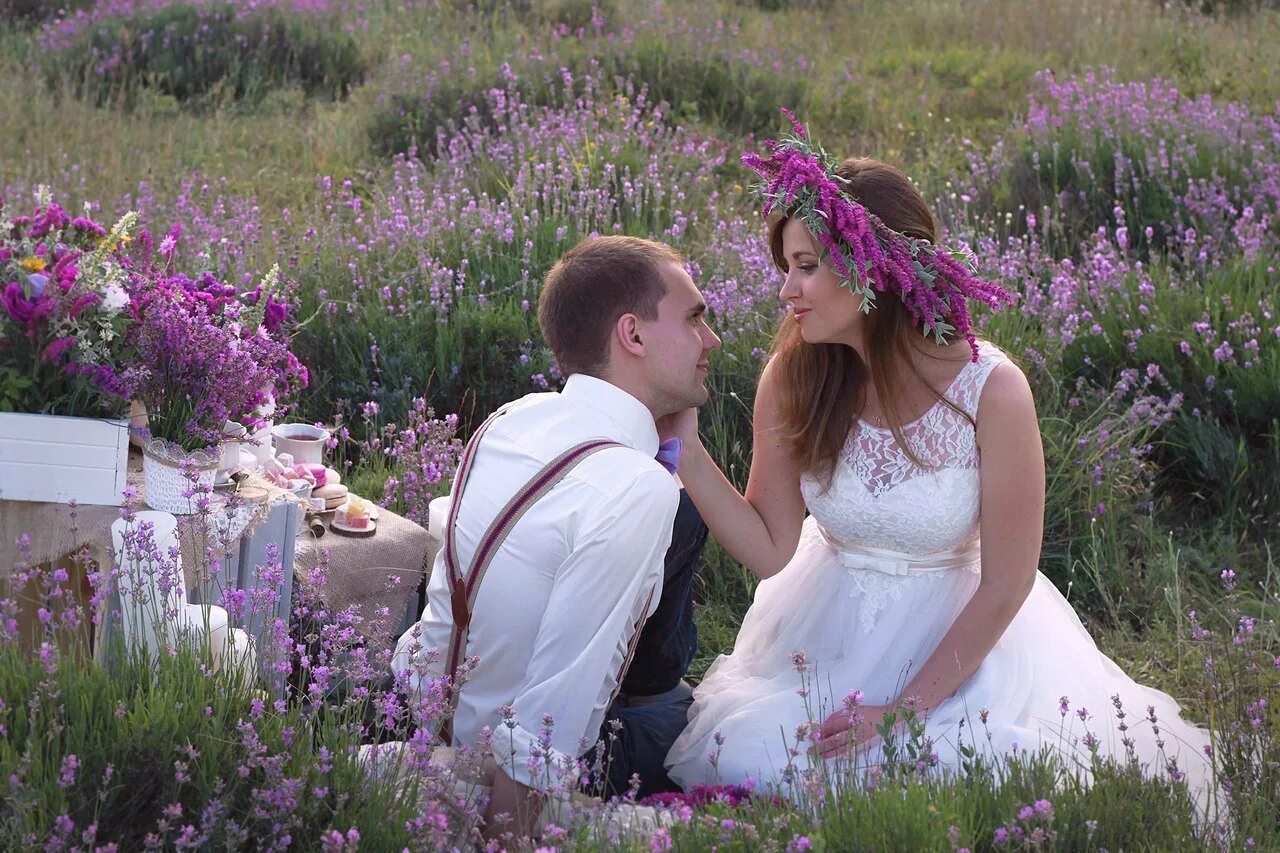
top-left (661, 117), bottom-right (1213, 812)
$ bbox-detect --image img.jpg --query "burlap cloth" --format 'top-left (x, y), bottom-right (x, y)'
top-left (1, 448), bottom-right (438, 645)
top-left (294, 506), bottom-right (439, 642)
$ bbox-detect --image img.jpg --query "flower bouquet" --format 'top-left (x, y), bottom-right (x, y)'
top-left (0, 190), bottom-right (136, 505)
top-left (113, 237), bottom-right (307, 512)
top-left (0, 188), bottom-right (132, 415)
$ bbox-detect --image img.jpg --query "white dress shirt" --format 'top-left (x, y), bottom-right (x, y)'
top-left (392, 374), bottom-right (679, 789)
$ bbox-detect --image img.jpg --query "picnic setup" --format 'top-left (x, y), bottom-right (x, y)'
top-left (2, 419), bottom-right (438, 679)
top-left (3, 0), bottom-right (1279, 849)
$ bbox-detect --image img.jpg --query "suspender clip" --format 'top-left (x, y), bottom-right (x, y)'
top-left (450, 577), bottom-right (471, 630)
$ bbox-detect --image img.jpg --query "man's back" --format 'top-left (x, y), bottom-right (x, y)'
top-left (393, 374), bottom-right (679, 788)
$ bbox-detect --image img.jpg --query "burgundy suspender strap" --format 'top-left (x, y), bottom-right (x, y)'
top-left (439, 409), bottom-right (624, 745)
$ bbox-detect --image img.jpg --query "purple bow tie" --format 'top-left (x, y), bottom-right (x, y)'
top-left (655, 437), bottom-right (682, 475)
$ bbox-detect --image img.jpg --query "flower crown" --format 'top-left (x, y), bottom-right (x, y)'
top-left (742, 109), bottom-right (1013, 359)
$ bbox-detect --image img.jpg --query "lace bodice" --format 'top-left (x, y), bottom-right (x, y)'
top-left (800, 341), bottom-right (1007, 557)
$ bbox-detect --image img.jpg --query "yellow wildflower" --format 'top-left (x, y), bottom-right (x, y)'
top-left (20, 256), bottom-right (47, 272)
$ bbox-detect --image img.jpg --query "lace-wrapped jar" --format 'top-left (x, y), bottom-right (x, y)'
top-left (143, 438), bottom-right (220, 514)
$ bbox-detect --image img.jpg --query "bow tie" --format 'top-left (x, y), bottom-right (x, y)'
top-left (655, 437), bottom-right (682, 475)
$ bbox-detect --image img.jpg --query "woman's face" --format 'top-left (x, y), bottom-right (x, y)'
top-left (777, 217), bottom-right (866, 346)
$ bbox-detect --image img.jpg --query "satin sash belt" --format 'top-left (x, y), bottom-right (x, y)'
top-left (817, 525), bottom-right (980, 577)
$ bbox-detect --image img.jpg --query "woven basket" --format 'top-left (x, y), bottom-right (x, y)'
top-left (143, 440), bottom-right (220, 514)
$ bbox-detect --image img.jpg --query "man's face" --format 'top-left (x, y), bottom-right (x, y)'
top-left (640, 262), bottom-right (722, 416)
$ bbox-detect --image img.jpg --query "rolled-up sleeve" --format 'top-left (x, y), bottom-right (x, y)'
top-left (490, 468), bottom-right (678, 789)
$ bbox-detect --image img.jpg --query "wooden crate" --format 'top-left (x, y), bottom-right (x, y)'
top-left (0, 412), bottom-right (129, 506)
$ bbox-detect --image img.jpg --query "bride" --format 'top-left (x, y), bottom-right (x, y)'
top-left (660, 116), bottom-right (1214, 811)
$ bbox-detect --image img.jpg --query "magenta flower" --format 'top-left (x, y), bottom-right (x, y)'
top-left (742, 110), bottom-right (1014, 358)
top-left (39, 336), bottom-right (78, 363)
top-left (2, 282), bottom-right (51, 327)
top-left (2, 196), bottom-right (135, 415)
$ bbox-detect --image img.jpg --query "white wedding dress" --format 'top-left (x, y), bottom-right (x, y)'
top-left (665, 342), bottom-right (1214, 812)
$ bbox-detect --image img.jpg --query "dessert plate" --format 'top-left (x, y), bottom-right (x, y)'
top-left (330, 517), bottom-right (376, 537)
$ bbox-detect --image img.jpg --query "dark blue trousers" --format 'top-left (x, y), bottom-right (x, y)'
top-left (596, 683), bottom-right (694, 798)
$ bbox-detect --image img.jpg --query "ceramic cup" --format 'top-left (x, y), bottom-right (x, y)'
top-left (271, 423), bottom-right (330, 466)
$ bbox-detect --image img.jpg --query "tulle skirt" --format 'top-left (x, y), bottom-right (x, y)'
top-left (665, 518), bottom-right (1214, 814)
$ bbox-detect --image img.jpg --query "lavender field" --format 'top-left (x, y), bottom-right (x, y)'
top-left (2, 0), bottom-right (1279, 849)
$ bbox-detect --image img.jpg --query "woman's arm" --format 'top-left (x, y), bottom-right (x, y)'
top-left (816, 361), bottom-right (1045, 756)
top-left (661, 358), bottom-right (808, 580)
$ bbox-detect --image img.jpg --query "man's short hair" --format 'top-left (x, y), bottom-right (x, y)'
top-left (538, 235), bottom-right (685, 377)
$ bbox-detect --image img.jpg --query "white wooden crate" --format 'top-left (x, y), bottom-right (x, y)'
top-left (0, 412), bottom-right (129, 506)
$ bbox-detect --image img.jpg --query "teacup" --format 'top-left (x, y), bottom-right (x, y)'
top-left (271, 423), bottom-right (330, 466)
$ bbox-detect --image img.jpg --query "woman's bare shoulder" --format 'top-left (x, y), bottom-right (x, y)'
top-left (976, 359), bottom-right (1038, 438)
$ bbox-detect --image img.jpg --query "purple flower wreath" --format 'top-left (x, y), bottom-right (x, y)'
top-left (742, 109), bottom-right (1014, 359)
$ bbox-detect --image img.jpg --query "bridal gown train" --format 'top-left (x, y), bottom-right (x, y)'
top-left (665, 342), bottom-right (1213, 811)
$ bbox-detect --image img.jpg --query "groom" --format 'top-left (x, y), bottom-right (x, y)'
top-left (392, 235), bottom-right (720, 835)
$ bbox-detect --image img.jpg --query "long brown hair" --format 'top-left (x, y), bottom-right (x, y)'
top-left (767, 157), bottom-right (973, 483)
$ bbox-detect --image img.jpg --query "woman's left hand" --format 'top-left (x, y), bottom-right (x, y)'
top-left (811, 703), bottom-right (894, 760)
top-left (655, 407), bottom-right (700, 447)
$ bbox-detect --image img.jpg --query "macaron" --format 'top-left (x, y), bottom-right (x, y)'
top-left (313, 483), bottom-right (348, 510)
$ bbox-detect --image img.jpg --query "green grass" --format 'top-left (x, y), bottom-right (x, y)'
top-left (3, 0), bottom-right (1280, 846)
top-left (6, 0), bottom-right (1278, 206)
top-left (42, 3), bottom-right (365, 110)
top-left (0, 639), bottom-right (421, 849)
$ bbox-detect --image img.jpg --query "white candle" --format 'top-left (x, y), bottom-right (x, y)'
top-left (222, 628), bottom-right (258, 682)
top-left (178, 604), bottom-right (229, 670)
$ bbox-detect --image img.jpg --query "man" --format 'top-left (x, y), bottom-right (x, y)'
top-left (392, 235), bottom-right (720, 836)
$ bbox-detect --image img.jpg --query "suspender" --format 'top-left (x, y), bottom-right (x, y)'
top-left (440, 409), bottom-right (632, 745)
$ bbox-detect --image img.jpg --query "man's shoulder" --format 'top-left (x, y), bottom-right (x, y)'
top-left (492, 391), bottom-right (640, 457)
top-left (548, 437), bottom-right (678, 517)
top-left (483, 389), bottom-right (676, 502)
top-left (564, 461), bottom-right (679, 549)
top-left (572, 446), bottom-right (678, 502)
top-left (495, 389), bottom-right (559, 417)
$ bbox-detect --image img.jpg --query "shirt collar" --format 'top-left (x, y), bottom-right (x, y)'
top-left (561, 373), bottom-right (659, 456)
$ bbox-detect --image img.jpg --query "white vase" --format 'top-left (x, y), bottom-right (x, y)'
top-left (246, 390), bottom-right (277, 466)
top-left (111, 510), bottom-right (185, 658)
top-left (142, 439), bottom-right (220, 514)
top-left (109, 510), bottom-right (254, 677)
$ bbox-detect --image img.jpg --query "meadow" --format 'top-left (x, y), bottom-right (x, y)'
top-left (2, 0), bottom-right (1279, 848)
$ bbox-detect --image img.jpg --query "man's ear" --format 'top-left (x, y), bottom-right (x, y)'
top-left (615, 313), bottom-right (645, 357)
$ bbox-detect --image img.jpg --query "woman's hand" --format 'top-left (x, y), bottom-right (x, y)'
top-left (664, 357), bottom-right (807, 580)
top-left (656, 407), bottom-right (700, 448)
top-left (811, 703), bottom-right (895, 760)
